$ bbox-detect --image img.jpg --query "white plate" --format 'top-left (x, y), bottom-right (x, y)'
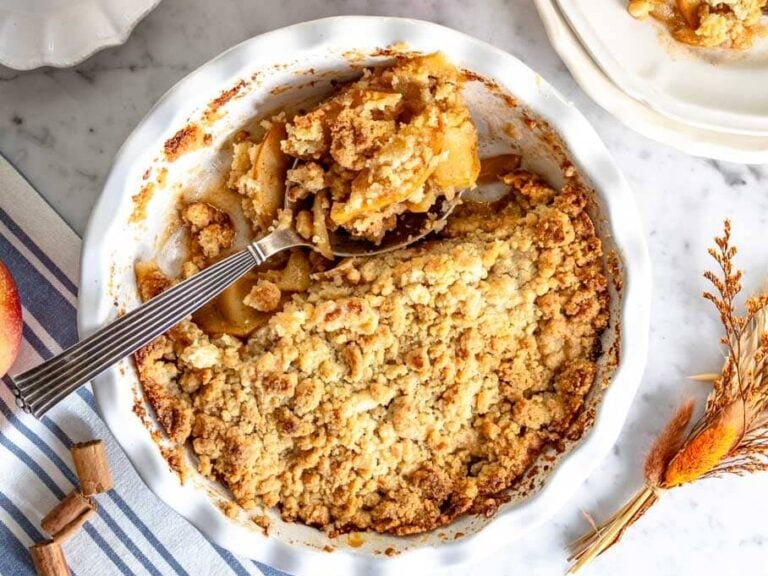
top-left (79, 17), bottom-right (651, 575)
top-left (556, 0), bottom-right (768, 136)
top-left (535, 0), bottom-right (768, 164)
top-left (0, 0), bottom-right (162, 70)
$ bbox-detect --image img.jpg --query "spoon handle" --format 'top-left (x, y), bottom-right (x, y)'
top-left (11, 228), bottom-right (304, 417)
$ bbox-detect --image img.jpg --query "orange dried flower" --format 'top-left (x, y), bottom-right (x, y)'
top-left (663, 400), bottom-right (745, 487)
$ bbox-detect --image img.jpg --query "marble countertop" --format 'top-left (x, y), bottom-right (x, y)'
top-left (2, 1), bottom-right (767, 575)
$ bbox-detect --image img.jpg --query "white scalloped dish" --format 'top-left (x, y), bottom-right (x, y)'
top-left (79, 17), bottom-right (651, 575)
top-left (534, 0), bottom-right (768, 164)
top-left (0, 0), bottom-right (162, 70)
top-left (555, 0), bottom-right (768, 136)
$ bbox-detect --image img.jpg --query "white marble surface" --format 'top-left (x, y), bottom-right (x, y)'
top-left (2, 1), bottom-right (768, 575)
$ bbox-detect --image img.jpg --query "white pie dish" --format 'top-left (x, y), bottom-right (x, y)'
top-left (555, 0), bottom-right (768, 136)
top-left (79, 16), bottom-right (651, 575)
top-left (0, 0), bottom-right (162, 70)
top-left (534, 0), bottom-right (768, 164)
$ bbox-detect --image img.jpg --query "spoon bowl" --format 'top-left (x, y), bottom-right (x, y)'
top-left (283, 157), bottom-right (462, 258)
top-left (301, 194), bottom-right (460, 258)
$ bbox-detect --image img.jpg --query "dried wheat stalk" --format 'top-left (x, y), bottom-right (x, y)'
top-left (569, 220), bottom-right (768, 573)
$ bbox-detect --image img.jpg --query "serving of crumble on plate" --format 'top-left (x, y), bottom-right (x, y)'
top-left (628, 0), bottom-right (768, 49)
top-left (553, 0), bottom-right (768, 138)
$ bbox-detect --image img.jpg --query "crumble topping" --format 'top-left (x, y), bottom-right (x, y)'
top-left (135, 165), bottom-right (610, 535)
top-left (629, 0), bottom-right (767, 49)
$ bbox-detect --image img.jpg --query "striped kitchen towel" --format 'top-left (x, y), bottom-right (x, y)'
top-left (0, 154), bottom-right (289, 576)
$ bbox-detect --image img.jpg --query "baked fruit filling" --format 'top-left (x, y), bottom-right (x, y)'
top-left (134, 54), bottom-right (610, 536)
top-left (628, 0), bottom-right (768, 49)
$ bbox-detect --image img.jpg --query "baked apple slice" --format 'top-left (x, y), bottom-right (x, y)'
top-left (277, 251), bottom-right (311, 292)
top-left (313, 191), bottom-right (334, 260)
top-left (677, 0), bottom-right (701, 27)
top-left (249, 123), bottom-right (289, 230)
top-left (193, 272), bottom-right (269, 337)
top-left (432, 118), bottom-right (480, 191)
top-left (478, 154), bottom-right (522, 183)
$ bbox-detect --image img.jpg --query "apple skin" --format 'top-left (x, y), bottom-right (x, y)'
top-left (0, 260), bottom-right (22, 377)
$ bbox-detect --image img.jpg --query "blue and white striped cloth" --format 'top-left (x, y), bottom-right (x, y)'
top-left (0, 154), bottom-right (289, 576)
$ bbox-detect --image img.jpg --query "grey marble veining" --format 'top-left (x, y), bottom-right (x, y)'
top-left (2, 1), bottom-right (768, 575)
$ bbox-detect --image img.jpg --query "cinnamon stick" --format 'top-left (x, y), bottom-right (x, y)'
top-left (41, 490), bottom-right (96, 541)
top-left (71, 440), bottom-right (113, 495)
top-left (30, 540), bottom-right (70, 576)
top-left (53, 507), bottom-right (96, 543)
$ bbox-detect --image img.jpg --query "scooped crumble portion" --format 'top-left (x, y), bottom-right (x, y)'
top-left (135, 164), bottom-right (610, 535)
top-left (227, 53), bottom-right (480, 254)
top-left (628, 0), bottom-right (767, 49)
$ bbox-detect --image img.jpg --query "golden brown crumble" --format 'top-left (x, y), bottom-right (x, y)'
top-left (136, 162), bottom-right (609, 535)
top-left (164, 123), bottom-right (211, 162)
top-left (629, 0), bottom-right (767, 49)
top-left (180, 202), bottom-right (235, 267)
top-left (244, 280), bottom-right (282, 312)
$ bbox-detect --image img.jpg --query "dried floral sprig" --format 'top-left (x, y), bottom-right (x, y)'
top-left (568, 220), bottom-right (768, 573)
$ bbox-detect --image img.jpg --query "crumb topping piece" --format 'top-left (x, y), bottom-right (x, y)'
top-left (181, 202), bottom-right (235, 266)
top-left (244, 280), bottom-right (282, 312)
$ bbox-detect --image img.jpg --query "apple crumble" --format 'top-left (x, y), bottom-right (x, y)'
top-left (134, 55), bottom-right (610, 536)
top-left (628, 0), bottom-right (768, 49)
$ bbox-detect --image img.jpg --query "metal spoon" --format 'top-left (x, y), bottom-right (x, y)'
top-left (11, 189), bottom-right (459, 417)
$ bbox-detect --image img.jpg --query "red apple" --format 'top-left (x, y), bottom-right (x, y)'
top-left (0, 260), bottom-right (22, 377)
